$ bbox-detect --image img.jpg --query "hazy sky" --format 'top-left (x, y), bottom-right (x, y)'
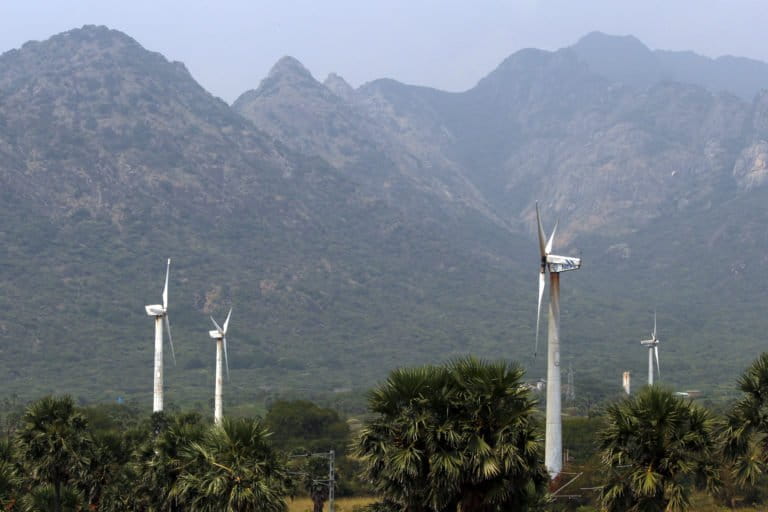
top-left (1, 1), bottom-right (767, 103)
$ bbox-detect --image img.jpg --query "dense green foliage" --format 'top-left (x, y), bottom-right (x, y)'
top-left (170, 418), bottom-right (290, 512)
top-left (15, 396), bottom-right (92, 512)
top-left (0, 399), bottom-right (290, 511)
top-left (265, 400), bottom-right (349, 455)
top-left (598, 386), bottom-right (719, 512)
top-left (721, 352), bottom-right (768, 504)
top-left (356, 357), bottom-right (549, 512)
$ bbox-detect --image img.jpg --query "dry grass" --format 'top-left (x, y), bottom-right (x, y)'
top-left (688, 493), bottom-right (764, 512)
top-left (287, 497), bottom-right (376, 512)
top-left (285, 493), bottom-right (768, 512)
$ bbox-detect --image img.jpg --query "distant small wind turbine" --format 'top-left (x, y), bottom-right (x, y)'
top-left (209, 309), bottom-right (231, 425)
top-left (145, 258), bottom-right (175, 413)
top-left (640, 312), bottom-right (661, 385)
top-left (535, 202), bottom-right (582, 479)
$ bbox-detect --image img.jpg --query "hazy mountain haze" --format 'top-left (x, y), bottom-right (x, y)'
top-left (2, 0), bottom-right (768, 102)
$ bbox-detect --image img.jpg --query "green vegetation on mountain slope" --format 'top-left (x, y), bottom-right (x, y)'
top-left (2, 26), bottom-right (768, 410)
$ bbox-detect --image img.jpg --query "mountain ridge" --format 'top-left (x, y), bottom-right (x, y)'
top-left (2, 25), bottom-right (768, 409)
top-left (0, 25), bottom-right (529, 408)
top-left (231, 30), bottom-right (768, 399)
top-left (569, 31), bottom-right (768, 101)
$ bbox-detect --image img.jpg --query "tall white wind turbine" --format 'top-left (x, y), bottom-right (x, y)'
top-left (640, 312), bottom-right (661, 385)
top-left (145, 258), bottom-right (176, 413)
top-left (535, 203), bottom-right (582, 479)
top-left (209, 309), bottom-right (232, 425)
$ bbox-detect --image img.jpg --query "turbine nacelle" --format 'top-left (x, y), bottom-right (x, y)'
top-left (546, 254), bottom-right (582, 273)
top-left (208, 330), bottom-right (223, 340)
top-left (145, 304), bottom-right (166, 317)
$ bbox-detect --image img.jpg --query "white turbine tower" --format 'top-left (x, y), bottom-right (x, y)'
top-left (535, 203), bottom-right (582, 479)
top-left (145, 258), bottom-right (175, 413)
top-left (640, 312), bottom-right (661, 385)
top-left (209, 309), bottom-right (231, 425)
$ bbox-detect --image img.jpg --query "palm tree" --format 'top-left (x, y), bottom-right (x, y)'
top-left (355, 357), bottom-right (548, 512)
top-left (356, 365), bottom-right (445, 512)
top-left (447, 357), bottom-right (548, 512)
top-left (132, 411), bottom-right (206, 511)
top-left (14, 396), bottom-right (92, 512)
top-left (79, 429), bottom-right (135, 511)
top-left (599, 386), bottom-right (718, 512)
top-left (171, 417), bottom-right (290, 512)
top-left (18, 484), bottom-right (84, 512)
top-left (0, 438), bottom-right (21, 511)
top-left (723, 352), bottom-right (768, 488)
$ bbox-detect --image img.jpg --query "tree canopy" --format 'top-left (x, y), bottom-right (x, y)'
top-left (599, 386), bottom-right (719, 512)
top-left (356, 356), bottom-right (548, 512)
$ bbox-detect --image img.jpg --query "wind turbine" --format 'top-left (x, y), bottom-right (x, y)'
top-left (145, 258), bottom-right (175, 413)
top-left (535, 202), bottom-right (582, 479)
top-left (209, 309), bottom-right (231, 425)
top-left (640, 312), bottom-right (661, 385)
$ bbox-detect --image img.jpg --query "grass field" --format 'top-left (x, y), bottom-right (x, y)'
top-left (688, 493), bottom-right (763, 512)
top-left (286, 494), bottom-right (766, 512)
top-left (287, 497), bottom-right (376, 512)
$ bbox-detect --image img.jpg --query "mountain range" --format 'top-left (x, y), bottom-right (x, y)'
top-left (1, 26), bottom-right (767, 409)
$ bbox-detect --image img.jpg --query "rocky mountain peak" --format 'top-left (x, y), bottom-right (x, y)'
top-left (572, 31), bottom-right (651, 58)
top-left (241, 56), bottom-right (322, 100)
top-left (569, 31), bottom-right (659, 88)
top-left (324, 72), bottom-right (355, 101)
top-left (268, 56), bottom-right (315, 82)
top-left (0, 24), bottom-right (196, 92)
top-left (568, 31), bottom-right (768, 100)
top-left (15, 24), bottom-right (139, 53)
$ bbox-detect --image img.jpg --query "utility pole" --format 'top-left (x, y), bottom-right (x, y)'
top-left (292, 450), bottom-right (335, 512)
top-left (328, 450), bottom-right (335, 512)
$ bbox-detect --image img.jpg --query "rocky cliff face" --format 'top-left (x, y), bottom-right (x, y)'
top-left (236, 39), bottom-right (767, 238)
top-left (232, 57), bottom-right (501, 227)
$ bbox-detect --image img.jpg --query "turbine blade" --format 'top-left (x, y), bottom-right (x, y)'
top-left (536, 202), bottom-right (546, 257)
top-left (210, 315), bottom-right (223, 333)
top-left (162, 258), bottom-right (170, 310)
top-left (535, 272), bottom-right (546, 359)
top-left (545, 219), bottom-right (558, 254)
top-left (654, 346), bottom-right (660, 378)
top-left (223, 337), bottom-right (230, 381)
top-left (165, 314), bottom-right (176, 366)
top-left (653, 311), bottom-right (657, 339)
top-left (223, 308), bottom-right (232, 335)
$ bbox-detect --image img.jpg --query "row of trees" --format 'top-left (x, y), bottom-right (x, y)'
top-left (0, 399), bottom-right (292, 511)
top-left (354, 355), bottom-right (768, 512)
top-left (0, 397), bottom-right (353, 512)
top-left (2, 354), bottom-right (768, 511)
